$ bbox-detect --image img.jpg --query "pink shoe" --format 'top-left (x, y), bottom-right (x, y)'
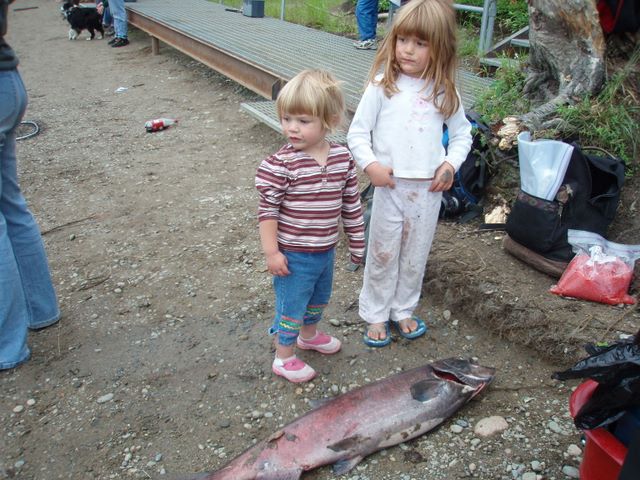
top-left (272, 356), bottom-right (316, 383)
top-left (296, 331), bottom-right (341, 354)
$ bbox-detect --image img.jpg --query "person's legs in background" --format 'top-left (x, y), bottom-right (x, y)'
top-left (354, 0), bottom-right (379, 49)
top-left (108, 0), bottom-right (129, 47)
top-left (0, 70), bottom-right (59, 370)
top-left (102, 6), bottom-right (114, 36)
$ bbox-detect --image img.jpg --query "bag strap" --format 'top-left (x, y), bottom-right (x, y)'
top-left (579, 146), bottom-right (619, 159)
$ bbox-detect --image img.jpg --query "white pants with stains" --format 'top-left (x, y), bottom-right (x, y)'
top-left (359, 179), bottom-right (441, 324)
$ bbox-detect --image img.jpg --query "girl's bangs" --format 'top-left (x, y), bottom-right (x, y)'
top-left (278, 85), bottom-right (319, 118)
top-left (394, 11), bottom-right (430, 41)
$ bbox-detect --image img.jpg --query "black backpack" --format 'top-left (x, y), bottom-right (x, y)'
top-left (505, 145), bottom-right (626, 262)
top-left (439, 112), bottom-right (491, 221)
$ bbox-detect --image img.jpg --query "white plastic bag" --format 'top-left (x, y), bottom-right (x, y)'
top-left (550, 230), bottom-right (640, 305)
top-left (517, 131), bottom-right (574, 201)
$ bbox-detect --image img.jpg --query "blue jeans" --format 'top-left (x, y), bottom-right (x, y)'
top-left (0, 69), bottom-right (60, 370)
top-left (109, 0), bottom-right (128, 39)
top-left (103, 6), bottom-right (113, 27)
top-left (270, 249), bottom-right (335, 347)
top-left (355, 0), bottom-right (379, 41)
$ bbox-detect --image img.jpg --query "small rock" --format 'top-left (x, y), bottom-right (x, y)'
top-left (521, 472), bottom-right (537, 480)
top-left (26, 399), bottom-right (36, 406)
top-left (403, 449), bottom-right (425, 464)
top-left (474, 415), bottom-right (509, 437)
top-left (547, 420), bottom-right (565, 434)
top-left (562, 465), bottom-right (580, 478)
top-left (566, 444), bottom-right (582, 457)
top-left (328, 318), bottom-right (340, 326)
top-left (442, 310), bottom-right (451, 321)
top-left (450, 424), bottom-right (463, 434)
top-left (530, 460), bottom-right (543, 472)
top-left (455, 419), bottom-right (469, 428)
top-left (96, 393), bottom-right (114, 404)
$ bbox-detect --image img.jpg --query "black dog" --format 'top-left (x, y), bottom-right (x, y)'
top-left (62, 1), bottom-right (104, 40)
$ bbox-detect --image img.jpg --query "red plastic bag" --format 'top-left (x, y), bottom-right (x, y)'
top-left (550, 230), bottom-right (640, 305)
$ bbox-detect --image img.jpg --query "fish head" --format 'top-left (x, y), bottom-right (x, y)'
top-left (429, 358), bottom-right (496, 399)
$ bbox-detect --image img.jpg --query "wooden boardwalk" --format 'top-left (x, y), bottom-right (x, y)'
top-left (126, 0), bottom-right (494, 140)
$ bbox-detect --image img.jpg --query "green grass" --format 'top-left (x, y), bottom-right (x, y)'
top-left (214, 1), bottom-right (529, 39)
top-left (456, 0), bottom-right (528, 36)
top-left (213, 0), bottom-right (357, 35)
top-left (554, 47), bottom-right (640, 167)
top-left (474, 57), bottom-right (530, 123)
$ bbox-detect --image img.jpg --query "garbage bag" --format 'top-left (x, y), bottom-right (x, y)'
top-left (571, 376), bottom-right (640, 430)
top-left (554, 342), bottom-right (640, 384)
top-left (553, 332), bottom-right (640, 429)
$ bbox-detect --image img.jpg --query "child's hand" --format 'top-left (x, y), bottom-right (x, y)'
top-left (365, 162), bottom-right (395, 188)
top-left (266, 251), bottom-right (290, 276)
top-left (429, 161), bottom-right (455, 192)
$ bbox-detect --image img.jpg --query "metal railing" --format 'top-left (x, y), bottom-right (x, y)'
top-left (454, 0), bottom-right (497, 55)
top-left (232, 0), bottom-right (497, 55)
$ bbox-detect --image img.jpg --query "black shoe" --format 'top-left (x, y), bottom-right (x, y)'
top-left (111, 37), bottom-right (129, 48)
top-left (108, 37), bottom-right (118, 45)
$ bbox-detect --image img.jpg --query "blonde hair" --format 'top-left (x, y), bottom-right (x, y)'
top-left (368, 0), bottom-right (460, 118)
top-left (276, 69), bottom-right (346, 132)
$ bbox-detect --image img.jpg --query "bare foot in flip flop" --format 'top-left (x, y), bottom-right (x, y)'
top-left (367, 322), bottom-right (388, 340)
top-left (398, 317), bottom-right (419, 334)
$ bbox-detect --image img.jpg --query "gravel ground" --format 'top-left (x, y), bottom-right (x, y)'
top-left (1, 2), bottom-right (638, 479)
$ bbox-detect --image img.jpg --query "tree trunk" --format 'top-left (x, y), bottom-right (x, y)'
top-left (520, 0), bottom-right (606, 129)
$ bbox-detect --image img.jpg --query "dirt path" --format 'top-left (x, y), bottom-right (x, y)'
top-left (1, 2), bottom-right (638, 479)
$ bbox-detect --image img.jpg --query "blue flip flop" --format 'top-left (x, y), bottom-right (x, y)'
top-left (392, 315), bottom-right (427, 340)
top-left (363, 322), bottom-right (391, 348)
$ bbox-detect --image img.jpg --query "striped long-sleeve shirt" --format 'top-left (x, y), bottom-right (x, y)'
top-left (256, 143), bottom-right (365, 264)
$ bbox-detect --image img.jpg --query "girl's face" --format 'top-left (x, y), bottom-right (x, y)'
top-left (395, 34), bottom-right (430, 78)
top-left (280, 113), bottom-right (327, 155)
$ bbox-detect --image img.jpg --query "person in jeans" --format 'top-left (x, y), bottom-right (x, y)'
top-left (102, 2), bottom-right (114, 37)
top-left (98, 0), bottom-right (129, 47)
top-left (1, 0), bottom-right (60, 370)
top-left (354, 0), bottom-right (379, 49)
top-left (256, 70), bottom-right (365, 383)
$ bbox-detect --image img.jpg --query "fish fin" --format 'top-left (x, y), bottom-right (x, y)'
top-left (256, 467), bottom-right (303, 479)
top-left (410, 379), bottom-right (441, 402)
top-left (332, 455), bottom-right (364, 475)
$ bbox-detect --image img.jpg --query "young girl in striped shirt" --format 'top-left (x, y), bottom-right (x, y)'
top-left (256, 69), bottom-right (365, 383)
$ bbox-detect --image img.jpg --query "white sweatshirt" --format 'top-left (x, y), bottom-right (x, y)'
top-left (347, 73), bottom-right (472, 179)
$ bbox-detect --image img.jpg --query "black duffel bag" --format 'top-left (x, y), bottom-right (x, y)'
top-left (506, 145), bottom-right (626, 262)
